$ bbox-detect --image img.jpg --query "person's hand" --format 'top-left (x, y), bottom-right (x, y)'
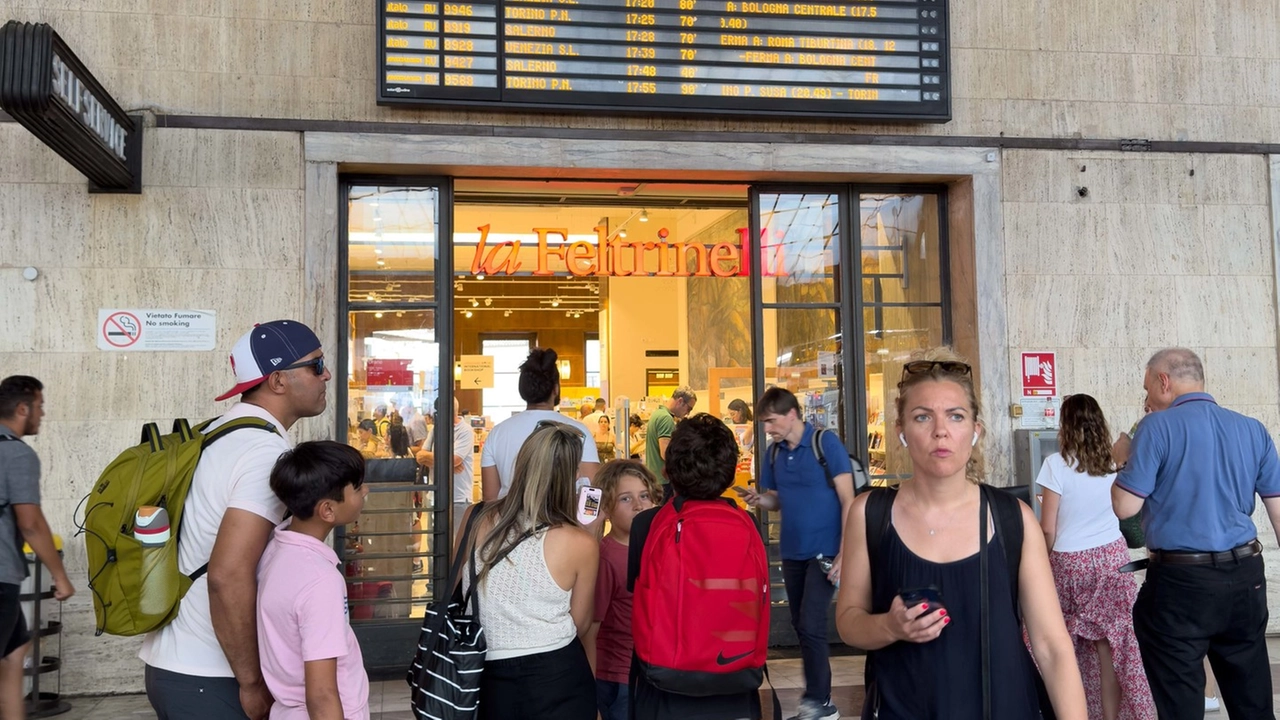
top-left (53, 576), bottom-right (75, 601)
top-left (239, 680), bottom-right (274, 720)
top-left (828, 551), bottom-right (842, 586)
top-left (885, 594), bottom-right (948, 644)
top-left (737, 486), bottom-right (761, 507)
top-left (415, 448), bottom-right (431, 466)
top-left (1111, 432), bottom-right (1132, 467)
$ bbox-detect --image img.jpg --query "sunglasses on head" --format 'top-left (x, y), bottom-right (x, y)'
top-left (280, 356), bottom-right (326, 376)
top-left (900, 360), bottom-right (972, 382)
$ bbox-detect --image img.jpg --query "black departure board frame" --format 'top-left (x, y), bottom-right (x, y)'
top-left (375, 0), bottom-right (949, 121)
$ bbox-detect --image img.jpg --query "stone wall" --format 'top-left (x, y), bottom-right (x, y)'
top-left (0, 125), bottom-right (313, 693)
top-left (1, 0), bottom-right (1277, 141)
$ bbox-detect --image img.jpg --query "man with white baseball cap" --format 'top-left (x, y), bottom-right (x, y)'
top-left (141, 320), bottom-right (331, 720)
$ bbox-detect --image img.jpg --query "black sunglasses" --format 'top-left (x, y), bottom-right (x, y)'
top-left (535, 419), bottom-right (585, 440)
top-left (901, 360), bottom-right (971, 382)
top-left (280, 356), bottom-right (326, 376)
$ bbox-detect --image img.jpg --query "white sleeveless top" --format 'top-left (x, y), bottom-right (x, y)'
top-left (464, 528), bottom-right (576, 661)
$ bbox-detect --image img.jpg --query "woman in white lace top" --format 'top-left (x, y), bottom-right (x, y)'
top-left (458, 421), bottom-right (599, 720)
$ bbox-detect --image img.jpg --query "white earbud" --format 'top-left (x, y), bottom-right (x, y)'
top-left (899, 433), bottom-right (907, 447)
top-left (971, 432), bottom-right (980, 447)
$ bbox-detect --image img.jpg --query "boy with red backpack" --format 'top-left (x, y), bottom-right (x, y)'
top-left (628, 414), bottom-right (772, 720)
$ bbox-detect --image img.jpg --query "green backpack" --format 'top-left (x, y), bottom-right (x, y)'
top-left (78, 417), bottom-right (276, 636)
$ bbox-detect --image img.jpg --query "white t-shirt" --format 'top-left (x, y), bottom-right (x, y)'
top-left (1035, 452), bottom-right (1123, 553)
top-left (452, 418), bottom-right (477, 505)
top-left (139, 403), bottom-right (292, 676)
top-left (480, 410), bottom-right (599, 498)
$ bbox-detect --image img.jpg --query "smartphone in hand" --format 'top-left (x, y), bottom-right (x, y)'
top-left (576, 486), bottom-right (603, 525)
top-left (899, 586), bottom-right (945, 616)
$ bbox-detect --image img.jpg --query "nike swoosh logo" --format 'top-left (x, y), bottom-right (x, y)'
top-left (716, 650), bottom-right (752, 666)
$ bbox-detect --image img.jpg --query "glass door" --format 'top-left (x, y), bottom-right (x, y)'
top-left (340, 178), bottom-right (455, 674)
top-left (748, 187), bottom-right (855, 637)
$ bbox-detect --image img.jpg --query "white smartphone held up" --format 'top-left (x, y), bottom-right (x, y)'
top-left (577, 486), bottom-right (603, 525)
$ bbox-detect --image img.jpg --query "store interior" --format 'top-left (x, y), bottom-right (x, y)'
top-left (339, 179), bottom-right (944, 621)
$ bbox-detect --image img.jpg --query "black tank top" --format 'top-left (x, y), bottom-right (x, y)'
top-left (864, 518), bottom-right (1041, 719)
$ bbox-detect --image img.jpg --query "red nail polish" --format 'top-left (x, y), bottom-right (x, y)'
top-left (920, 604), bottom-right (928, 611)
top-left (944, 617), bottom-right (951, 624)
top-left (938, 610), bottom-right (947, 617)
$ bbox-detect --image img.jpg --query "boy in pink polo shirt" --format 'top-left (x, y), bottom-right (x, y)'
top-left (258, 441), bottom-right (370, 719)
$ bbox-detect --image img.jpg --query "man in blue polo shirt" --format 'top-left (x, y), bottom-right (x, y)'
top-left (1113, 347), bottom-right (1280, 720)
top-left (741, 388), bottom-right (853, 720)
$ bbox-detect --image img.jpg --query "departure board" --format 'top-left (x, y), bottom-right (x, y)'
top-left (377, 0), bottom-right (948, 120)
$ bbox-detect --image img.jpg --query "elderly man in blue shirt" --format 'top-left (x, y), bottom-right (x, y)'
top-left (1112, 347), bottom-right (1280, 720)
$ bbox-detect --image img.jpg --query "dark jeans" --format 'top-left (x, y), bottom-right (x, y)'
top-left (145, 665), bottom-right (248, 720)
top-left (479, 638), bottom-right (596, 720)
top-left (1133, 553), bottom-right (1273, 720)
top-left (781, 558), bottom-right (834, 704)
top-left (596, 678), bottom-right (629, 720)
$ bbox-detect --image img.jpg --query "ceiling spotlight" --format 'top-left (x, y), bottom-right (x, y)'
top-left (369, 199), bottom-right (379, 208)
top-left (396, 311), bottom-right (404, 317)
top-left (639, 209), bottom-right (649, 223)
top-left (619, 228), bottom-right (627, 238)
top-left (551, 297), bottom-right (560, 307)
top-left (476, 274), bottom-right (485, 280)
top-left (376, 259), bottom-right (385, 267)
top-left (464, 310), bottom-right (473, 318)
top-left (366, 293), bottom-right (374, 301)
top-left (566, 311), bottom-right (572, 317)
top-left (374, 247), bottom-right (383, 255)
top-left (375, 312), bottom-right (384, 319)
top-left (470, 298), bottom-right (479, 307)
top-left (503, 309), bottom-right (512, 317)
top-left (484, 298), bottom-right (492, 306)
top-left (454, 281), bottom-right (463, 292)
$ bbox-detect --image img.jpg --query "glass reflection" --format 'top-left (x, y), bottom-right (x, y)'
top-left (758, 192), bottom-right (840, 304)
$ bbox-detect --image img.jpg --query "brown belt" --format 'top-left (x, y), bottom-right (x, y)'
top-left (1149, 540), bottom-right (1263, 566)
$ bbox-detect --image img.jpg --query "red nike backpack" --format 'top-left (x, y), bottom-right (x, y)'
top-left (632, 498), bottom-right (770, 695)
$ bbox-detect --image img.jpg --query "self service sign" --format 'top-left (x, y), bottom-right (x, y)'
top-left (0, 22), bottom-right (142, 193)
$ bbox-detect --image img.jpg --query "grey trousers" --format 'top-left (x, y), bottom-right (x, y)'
top-left (145, 664), bottom-right (249, 720)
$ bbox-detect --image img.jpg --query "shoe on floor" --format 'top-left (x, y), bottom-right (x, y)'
top-left (1205, 695), bottom-right (1221, 712)
top-left (791, 698), bottom-right (839, 720)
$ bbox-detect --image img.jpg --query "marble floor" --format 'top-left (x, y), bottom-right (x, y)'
top-left (46, 642), bottom-right (1275, 719)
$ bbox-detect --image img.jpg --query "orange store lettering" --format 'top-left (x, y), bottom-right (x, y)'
top-left (469, 223), bottom-right (786, 278)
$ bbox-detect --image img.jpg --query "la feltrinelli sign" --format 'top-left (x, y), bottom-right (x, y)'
top-left (470, 224), bottom-right (786, 277)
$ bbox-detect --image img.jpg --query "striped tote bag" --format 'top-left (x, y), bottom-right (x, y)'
top-left (408, 503), bottom-right (486, 719)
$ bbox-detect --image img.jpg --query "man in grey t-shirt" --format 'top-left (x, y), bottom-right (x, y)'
top-left (0, 376), bottom-right (74, 720)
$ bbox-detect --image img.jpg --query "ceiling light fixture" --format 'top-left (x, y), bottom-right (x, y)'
top-left (503, 309), bottom-right (512, 317)
top-left (366, 293), bottom-right (375, 301)
top-left (619, 227), bottom-right (627, 238)
top-left (374, 247), bottom-right (383, 255)
top-left (470, 298), bottom-right (479, 307)
top-left (476, 274), bottom-right (485, 280)
top-left (454, 281), bottom-right (464, 292)
top-left (639, 209), bottom-right (649, 223)
top-left (464, 310), bottom-right (473, 318)
top-left (374, 312), bottom-right (383, 319)
top-left (551, 297), bottom-right (560, 307)
top-left (484, 298), bottom-right (492, 306)
top-left (376, 259), bottom-right (385, 266)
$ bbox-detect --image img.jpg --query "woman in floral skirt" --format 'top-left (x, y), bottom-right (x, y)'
top-left (1037, 394), bottom-right (1155, 720)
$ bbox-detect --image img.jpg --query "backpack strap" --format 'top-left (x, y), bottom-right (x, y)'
top-left (184, 417), bottom-right (280, 583)
top-left (863, 487), bottom-right (897, 586)
top-left (981, 485), bottom-right (1025, 615)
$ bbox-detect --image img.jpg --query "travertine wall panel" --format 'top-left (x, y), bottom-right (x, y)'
top-left (0, 125), bottom-right (308, 694)
top-left (1003, 148), bottom-right (1280, 629)
top-left (3, 0), bottom-right (1277, 140)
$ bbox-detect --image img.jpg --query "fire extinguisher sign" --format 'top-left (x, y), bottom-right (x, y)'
top-left (1021, 352), bottom-right (1058, 397)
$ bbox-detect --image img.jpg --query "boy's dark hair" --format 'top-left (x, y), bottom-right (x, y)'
top-left (518, 347), bottom-right (559, 403)
top-left (665, 413), bottom-right (737, 500)
top-left (754, 387), bottom-right (801, 420)
top-left (0, 376), bottom-right (42, 419)
top-left (388, 414), bottom-right (410, 456)
top-left (270, 441), bottom-right (365, 520)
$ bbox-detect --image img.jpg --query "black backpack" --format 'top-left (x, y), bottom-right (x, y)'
top-left (767, 427), bottom-right (870, 493)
